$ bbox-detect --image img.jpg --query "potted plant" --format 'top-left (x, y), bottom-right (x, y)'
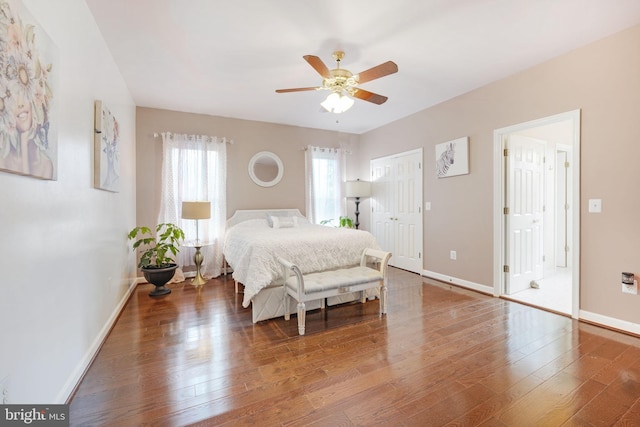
top-left (128, 223), bottom-right (185, 296)
top-left (320, 216), bottom-right (355, 228)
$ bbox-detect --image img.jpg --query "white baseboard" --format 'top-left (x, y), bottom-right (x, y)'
top-left (423, 271), bottom-right (640, 336)
top-left (579, 310), bottom-right (640, 336)
top-left (423, 270), bottom-right (494, 295)
top-left (57, 278), bottom-right (139, 403)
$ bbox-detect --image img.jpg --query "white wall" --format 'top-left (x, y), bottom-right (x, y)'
top-left (0, 0), bottom-right (136, 403)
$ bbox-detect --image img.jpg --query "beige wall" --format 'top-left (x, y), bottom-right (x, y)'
top-left (135, 108), bottom-right (361, 230)
top-left (358, 24), bottom-right (640, 325)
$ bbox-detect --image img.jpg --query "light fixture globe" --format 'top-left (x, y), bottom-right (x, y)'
top-left (338, 94), bottom-right (355, 112)
top-left (320, 92), bottom-right (340, 112)
top-left (321, 92), bottom-right (354, 114)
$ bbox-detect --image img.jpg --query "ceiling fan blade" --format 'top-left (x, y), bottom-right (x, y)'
top-left (355, 61), bottom-right (398, 84)
top-left (303, 55), bottom-right (331, 79)
top-left (352, 88), bottom-right (388, 105)
top-left (275, 87), bottom-right (319, 93)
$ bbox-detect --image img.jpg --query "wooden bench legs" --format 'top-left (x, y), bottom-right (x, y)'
top-left (296, 301), bottom-right (306, 336)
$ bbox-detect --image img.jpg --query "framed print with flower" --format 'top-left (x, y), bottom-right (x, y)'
top-left (435, 136), bottom-right (469, 178)
top-left (94, 100), bottom-right (120, 192)
top-left (0, 0), bottom-right (58, 180)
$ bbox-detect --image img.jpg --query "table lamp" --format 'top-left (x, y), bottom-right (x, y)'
top-left (181, 201), bottom-right (211, 286)
top-left (345, 180), bottom-right (371, 229)
top-left (181, 201), bottom-right (211, 243)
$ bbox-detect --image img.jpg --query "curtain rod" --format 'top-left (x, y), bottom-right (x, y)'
top-left (153, 132), bottom-right (234, 144)
top-left (302, 146), bottom-right (352, 155)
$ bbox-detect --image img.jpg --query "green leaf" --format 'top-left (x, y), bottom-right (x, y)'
top-left (128, 223), bottom-right (184, 269)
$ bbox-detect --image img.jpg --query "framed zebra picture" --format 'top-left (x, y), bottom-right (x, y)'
top-left (435, 137), bottom-right (469, 178)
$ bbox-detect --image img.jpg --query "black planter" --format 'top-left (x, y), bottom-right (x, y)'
top-left (142, 264), bottom-right (177, 296)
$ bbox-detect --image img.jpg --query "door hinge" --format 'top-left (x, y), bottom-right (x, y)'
top-left (418, 162), bottom-right (422, 169)
top-left (503, 207), bottom-right (509, 215)
top-left (419, 252), bottom-right (422, 259)
top-left (565, 245), bottom-right (570, 252)
top-left (564, 161), bottom-right (570, 168)
top-left (503, 265), bottom-right (510, 273)
top-left (503, 148), bottom-right (509, 157)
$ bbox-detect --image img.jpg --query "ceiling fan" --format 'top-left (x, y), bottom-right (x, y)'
top-left (276, 51), bottom-right (398, 113)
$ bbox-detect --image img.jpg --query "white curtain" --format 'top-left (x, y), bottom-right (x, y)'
top-left (305, 145), bottom-right (346, 225)
top-left (158, 132), bottom-right (226, 280)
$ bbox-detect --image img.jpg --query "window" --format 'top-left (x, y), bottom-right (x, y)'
top-left (305, 146), bottom-right (345, 225)
top-left (158, 133), bottom-right (226, 278)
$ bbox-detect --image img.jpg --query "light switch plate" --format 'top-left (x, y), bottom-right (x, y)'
top-left (588, 199), bottom-right (602, 213)
top-left (622, 280), bottom-right (638, 295)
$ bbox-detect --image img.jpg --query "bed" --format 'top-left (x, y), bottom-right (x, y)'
top-left (223, 209), bottom-right (382, 322)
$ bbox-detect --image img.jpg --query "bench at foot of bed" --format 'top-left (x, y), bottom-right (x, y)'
top-left (278, 248), bottom-right (392, 336)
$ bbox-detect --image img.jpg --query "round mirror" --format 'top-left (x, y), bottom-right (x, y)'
top-left (248, 151), bottom-right (283, 187)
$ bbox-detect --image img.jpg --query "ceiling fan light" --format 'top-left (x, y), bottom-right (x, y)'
top-left (321, 92), bottom-right (354, 114)
top-left (338, 94), bottom-right (354, 112)
top-left (320, 92), bottom-right (340, 112)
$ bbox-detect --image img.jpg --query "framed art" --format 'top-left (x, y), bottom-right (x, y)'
top-left (435, 136), bottom-right (469, 178)
top-left (0, 0), bottom-right (58, 180)
top-left (94, 100), bottom-right (120, 192)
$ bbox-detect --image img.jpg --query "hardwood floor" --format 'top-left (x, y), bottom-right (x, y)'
top-left (69, 268), bottom-right (640, 426)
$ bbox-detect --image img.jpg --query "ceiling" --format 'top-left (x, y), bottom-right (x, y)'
top-left (85, 0), bottom-right (640, 135)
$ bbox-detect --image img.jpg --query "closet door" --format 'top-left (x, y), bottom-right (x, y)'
top-left (371, 158), bottom-right (395, 255)
top-left (371, 149), bottom-right (423, 273)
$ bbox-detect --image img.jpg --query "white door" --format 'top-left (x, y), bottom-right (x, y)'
top-left (371, 149), bottom-right (423, 273)
top-left (506, 135), bottom-right (545, 294)
top-left (555, 150), bottom-right (571, 267)
top-left (371, 160), bottom-right (394, 254)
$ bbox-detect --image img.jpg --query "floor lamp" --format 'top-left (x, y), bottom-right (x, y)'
top-left (345, 180), bottom-right (371, 230)
top-left (181, 201), bottom-right (211, 286)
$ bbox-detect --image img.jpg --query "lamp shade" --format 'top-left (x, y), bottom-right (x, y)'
top-left (345, 180), bottom-right (371, 198)
top-left (181, 201), bottom-right (211, 220)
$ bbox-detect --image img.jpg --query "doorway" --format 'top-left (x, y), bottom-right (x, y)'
top-left (493, 110), bottom-right (580, 318)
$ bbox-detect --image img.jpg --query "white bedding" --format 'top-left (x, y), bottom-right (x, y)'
top-left (224, 217), bottom-right (381, 307)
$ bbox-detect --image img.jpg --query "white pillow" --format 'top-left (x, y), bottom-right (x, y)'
top-left (270, 216), bottom-right (298, 228)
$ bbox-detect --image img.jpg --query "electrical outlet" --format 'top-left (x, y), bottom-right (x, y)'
top-left (622, 280), bottom-right (638, 295)
top-left (588, 199), bottom-right (602, 213)
top-left (450, 250), bottom-right (457, 260)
